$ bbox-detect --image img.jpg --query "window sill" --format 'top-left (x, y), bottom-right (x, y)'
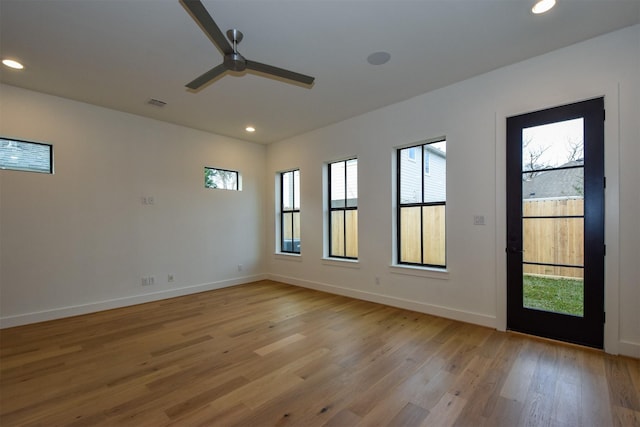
top-left (274, 253), bottom-right (303, 262)
top-left (389, 264), bottom-right (449, 280)
top-left (321, 258), bottom-right (360, 269)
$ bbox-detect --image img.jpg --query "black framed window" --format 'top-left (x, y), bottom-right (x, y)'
top-left (328, 158), bottom-right (358, 259)
top-left (280, 170), bottom-right (301, 254)
top-left (397, 140), bottom-right (446, 267)
top-left (0, 137), bottom-right (53, 174)
top-left (204, 167), bottom-right (239, 190)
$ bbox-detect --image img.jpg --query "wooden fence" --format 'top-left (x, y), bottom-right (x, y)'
top-left (331, 210), bottom-right (358, 257)
top-left (399, 205), bottom-right (446, 266)
top-left (397, 199), bottom-right (582, 277)
top-left (301, 199), bottom-right (583, 278)
top-left (523, 198), bottom-right (584, 278)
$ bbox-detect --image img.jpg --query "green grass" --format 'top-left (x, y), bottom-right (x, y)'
top-left (523, 274), bottom-right (584, 316)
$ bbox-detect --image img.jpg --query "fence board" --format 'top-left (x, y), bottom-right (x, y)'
top-left (523, 198), bottom-right (584, 278)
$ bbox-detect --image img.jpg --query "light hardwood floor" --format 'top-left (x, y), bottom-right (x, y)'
top-left (1, 280), bottom-right (638, 426)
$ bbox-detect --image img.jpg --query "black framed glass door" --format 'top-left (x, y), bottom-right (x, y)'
top-left (506, 98), bottom-right (605, 348)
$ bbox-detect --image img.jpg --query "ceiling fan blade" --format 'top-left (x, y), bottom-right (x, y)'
top-left (186, 63), bottom-right (227, 90)
top-left (245, 60), bottom-right (315, 86)
top-left (180, 0), bottom-right (233, 55)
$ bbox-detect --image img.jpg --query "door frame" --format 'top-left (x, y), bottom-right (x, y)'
top-left (506, 97), bottom-right (604, 348)
top-left (494, 90), bottom-right (620, 354)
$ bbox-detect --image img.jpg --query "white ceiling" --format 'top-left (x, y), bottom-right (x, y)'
top-left (1, 0), bottom-right (638, 144)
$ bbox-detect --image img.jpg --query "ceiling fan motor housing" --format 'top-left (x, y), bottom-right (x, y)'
top-left (224, 52), bottom-right (247, 71)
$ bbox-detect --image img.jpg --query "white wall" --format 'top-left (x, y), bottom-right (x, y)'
top-left (0, 84), bottom-right (267, 327)
top-left (265, 25), bottom-right (640, 357)
top-left (1, 25), bottom-right (637, 358)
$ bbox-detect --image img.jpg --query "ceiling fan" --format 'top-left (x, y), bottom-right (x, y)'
top-left (180, 0), bottom-right (315, 90)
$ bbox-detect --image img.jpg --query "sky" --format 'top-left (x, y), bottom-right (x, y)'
top-left (522, 117), bottom-right (583, 169)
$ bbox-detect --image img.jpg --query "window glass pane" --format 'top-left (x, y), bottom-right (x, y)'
top-left (330, 162), bottom-right (345, 208)
top-left (400, 207), bottom-right (421, 263)
top-left (399, 147), bottom-right (421, 204)
top-left (0, 138), bottom-right (52, 174)
top-left (523, 217), bottom-right (584, 268)
top-left (331, 211), bottom-right (345, 257)
top-left (345, 210), bottom-right (358, 258)
top-left (283, 212), bottom-right (293, 240)
top-left (424, 150), bottom-right (430, 175)
top-left (205, 168), bottom-right (238, 190)
top-left (282, 171), bottom-right (294, 210)
top-left (423, 141), bottom-right (446, 203)
top-left (522, 168), bottom-right (584, 205)
top-left (346, 159), bottom-right (358, 207)
top-left (422, 205), bottom-right (446, 266)
top-left (293, 212), bottom-right (301, 242)
top-left (282, 212), bottom-right (301, 253)
top-left (522, 118), bottom-right (584, 172)
top-left (293, 170), bottom-right (300, 210)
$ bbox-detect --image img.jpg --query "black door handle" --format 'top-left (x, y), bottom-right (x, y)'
top-left (506, 247), bottom-right (524, 254)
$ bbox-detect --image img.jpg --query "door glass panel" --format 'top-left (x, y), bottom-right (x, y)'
top-left (522, 168), bottom-right (584, 204)
top-left (520, 117), bottom-right (585, 318)
top-left (523, 267), bottom-right (584, 317)
top-left (522, 118), bottom-right (584, 172)
top-left (522, 217), bottom-right (584, 267)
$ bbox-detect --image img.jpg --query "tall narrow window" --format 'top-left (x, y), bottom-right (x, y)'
top-left (329, 158), bottom-right (358, 259)
top-left (281, 169), bottom-right (301, 254)
top-left (398, 140), bottom-right (446, 267)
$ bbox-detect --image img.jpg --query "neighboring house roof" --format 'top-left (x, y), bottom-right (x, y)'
top-left (425, 144), bottom-right (446, 159)
top-left (522, 160), bottom-right (584, 199)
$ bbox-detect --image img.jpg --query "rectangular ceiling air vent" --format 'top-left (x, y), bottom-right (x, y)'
top-left (147, 98), bottom-right (167, 107)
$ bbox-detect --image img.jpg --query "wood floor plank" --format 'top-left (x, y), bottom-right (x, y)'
top-left (254, 333), bottom-right (307, 356)
top-left (1, 280), bottom-right (638, 426)
top-left (386, 402), bottom-right (429, 427)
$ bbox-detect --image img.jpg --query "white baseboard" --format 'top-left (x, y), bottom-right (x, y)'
top-left (0, 274), bottom-right (267, 329)
top-left (268, 273), bottom-right (497, 329)
top-left (618, 340), bottom-right (640, 359)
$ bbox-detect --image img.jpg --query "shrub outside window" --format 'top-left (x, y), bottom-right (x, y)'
top-left (281, 170), bottom-right (300, 254)
top-left (397, 140), bottom-right (446, 267)
top-left (329, 158), bottom-right (358, 259)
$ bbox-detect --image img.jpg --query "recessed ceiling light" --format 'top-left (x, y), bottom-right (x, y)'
top-left (367, 51), bottom-right (391, 66)
top-left (2, 59), bottom-right (24, 70)
top-left (245, 126), bottom-right (256, 133)
top-left (532, 0), bottom-right (556, 14)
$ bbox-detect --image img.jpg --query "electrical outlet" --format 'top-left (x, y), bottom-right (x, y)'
top-left (375, 276), bottom-right (380, 285)
top-left (237, 264), bottom-right (243, 272)
top-left (168, 274), bottom-right (174, 283)
top-left (473, 215), bottom-right (485, 225)
top-left (142, 276), bottom-right (155, 286)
